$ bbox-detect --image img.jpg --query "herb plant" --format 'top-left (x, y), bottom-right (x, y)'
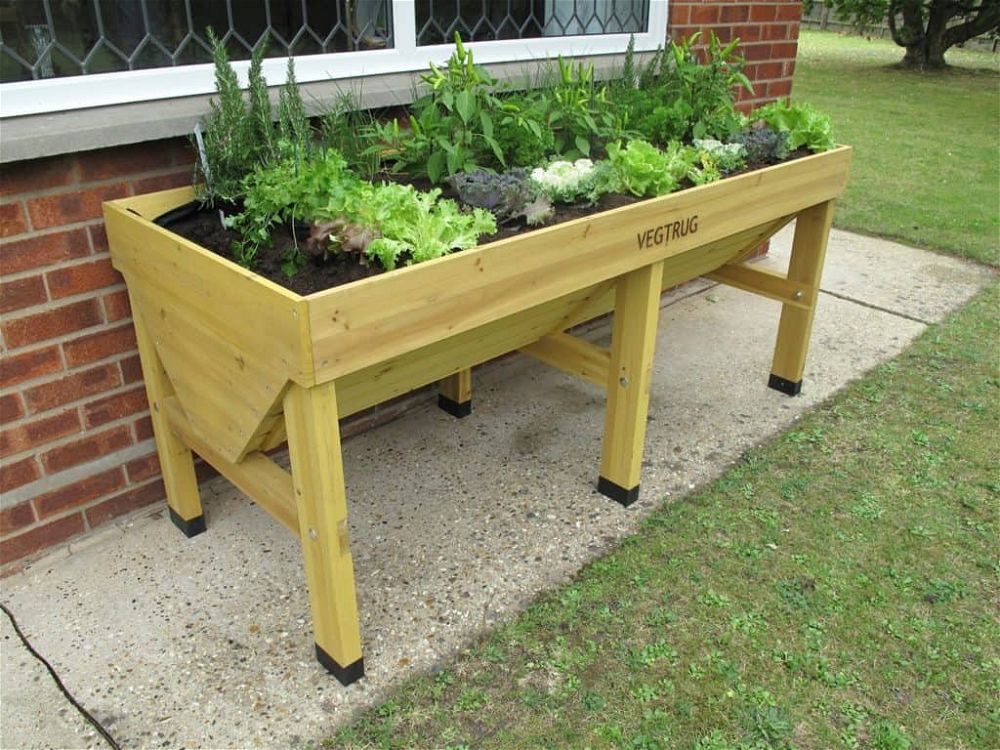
top-left (693, 139), bottom-right (748, 173)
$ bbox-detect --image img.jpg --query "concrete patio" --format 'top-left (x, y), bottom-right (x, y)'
top-left (1, 224), bottom-right (992, 750)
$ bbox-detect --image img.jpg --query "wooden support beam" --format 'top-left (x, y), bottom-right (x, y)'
top-left (129, 294), bottom-right (205, 537)
top-left (162, 398), bottom-right (298, 534)
top-left (598, 261), bottom-right (665, 506)
top-left (769, 201), bottom-right (837, 396)
top-left (520, 332), bottom-right (610, 388)
top-left (438, 368), bottom-right (472, 418)
top-left (283, 382), bottom-right (364, 686)
top-left (705, 263), bottom-right (813, 310)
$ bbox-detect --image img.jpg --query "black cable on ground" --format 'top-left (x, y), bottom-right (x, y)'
top-left (1, 601), bottom-right (121, 750)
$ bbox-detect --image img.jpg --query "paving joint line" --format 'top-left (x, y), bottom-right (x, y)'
top-left (818, 288), bottom-right (933, 325)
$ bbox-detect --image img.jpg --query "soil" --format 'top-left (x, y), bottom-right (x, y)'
top-left (158, 149), bottom-right (810, 297)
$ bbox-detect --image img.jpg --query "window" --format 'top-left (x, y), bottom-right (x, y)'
top-left (0, 1), bottom-right (666, 118)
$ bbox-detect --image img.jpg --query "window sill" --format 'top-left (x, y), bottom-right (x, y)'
top-left (1, 54), bottom-right (635, 164)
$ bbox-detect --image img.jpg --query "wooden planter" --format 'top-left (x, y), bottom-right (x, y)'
top-left (103, 146), bottom-right (851, 684)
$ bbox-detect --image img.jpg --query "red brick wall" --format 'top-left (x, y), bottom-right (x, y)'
top-left (668, 0), bottom-right (803, 110)
top-left (0, 142), bottom-right (193, 566)
top-left (0, 2), bottom-right (802, 569)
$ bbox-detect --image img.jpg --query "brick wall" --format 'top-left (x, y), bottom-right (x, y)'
top-left (668, 0), bottom-right (802, 110)
top-left (0, 1), bottom-right (803, 569)
top-left (0, 142), bottom-right (194, 566)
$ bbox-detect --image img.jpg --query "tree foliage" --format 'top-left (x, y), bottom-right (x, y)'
top-left (810, 0), bottom-right (1000, 68)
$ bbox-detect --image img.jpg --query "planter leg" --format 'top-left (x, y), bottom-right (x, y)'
top-left (438, 368), bottom-right (472, 418)
top-left (129, 298), bottom-right (204, 537)
top-left (769, 201), bottom-right (836, 396)
top-left (598, 262), bottom-right (664, 507)
top-left (284, 382), bottom-right (365, 686)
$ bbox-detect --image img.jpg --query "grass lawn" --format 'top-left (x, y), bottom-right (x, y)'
top-left (325, 33), bottom-right (999, 750)
top-left (793, 30), bottom-right (999, 266)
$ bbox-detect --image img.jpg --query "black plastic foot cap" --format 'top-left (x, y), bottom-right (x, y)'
top-left (768, 373), bottom-right (803, 396)
top-left (438, 394), bottom-right (472, 418)
top-left (316, 644), bottom-right (365, 686)
top-left (169, 508), bottom-right (206, 538)
top-left (597, 476), bottom-right (640, 507)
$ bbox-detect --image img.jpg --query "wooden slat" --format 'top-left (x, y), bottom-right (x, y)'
top-left (705, 263), bottom-right (813, 309)
top-left (307, 147), bottom-right (852, 382)
top-left (521, 332), bottom-right (610, 387)
top-left (163, 397), bottom-right (298, 534)
top-left (439, 368), bottom-right (472, 404)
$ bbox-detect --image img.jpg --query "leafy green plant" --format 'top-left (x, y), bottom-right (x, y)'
top-left (319, 92), bottom-right (382, 180)
top-left (694, 138), bottom-right (747, 174)
top-left (374, 34), bottom-right (509, 182)
top-left (754, 101), bottom-right (836, 152)
top-left (360, 184), bottom-right (497, 270)
top-left (449, 169), bottom-right (553, 225)
top-left (529, 158), bottom-right (599, 203)
top-left (602, 140), bottom-right (706, 198)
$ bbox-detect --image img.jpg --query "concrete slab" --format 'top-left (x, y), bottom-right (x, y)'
top-left (1, 228), bottom-right (993, 750)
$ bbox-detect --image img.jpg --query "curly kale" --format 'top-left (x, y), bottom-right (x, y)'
top-left (450, 169), bottom-right (553, 226)
top-left (730, 124), bottom-right (789, 166)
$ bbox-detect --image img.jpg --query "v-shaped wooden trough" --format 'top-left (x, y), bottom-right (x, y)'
top-left (103, 146), bottom-right (852, 684)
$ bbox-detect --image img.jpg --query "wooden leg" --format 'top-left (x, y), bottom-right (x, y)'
top-left (438, 368), bottom-right (472, 418)
top-left (283, 382), bottom-right (364, 686)
top-left (769, 201), bottom-right (836, 396)
top-left (598, 262), bottom-right (664, 507)
top-left (130, 298), bottom-right (204, 536)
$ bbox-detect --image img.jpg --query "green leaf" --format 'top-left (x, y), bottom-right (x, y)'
top-left (427, 151), bottom-right (444, 183)
top-left (484, 135), bottom-right (506, 166)
top-left (455, 90), bottom-right (474, 124)
top-left (479, 111), bottom-right (494, 139)
top-left (575, 136), bottom-right (591, 157)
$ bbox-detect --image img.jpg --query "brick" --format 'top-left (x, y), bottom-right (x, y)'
top-left (0, 202), bottom-right (28, 238)
top-left (102, 289), bottom-right (131, 322)
top-left (132, 170), bottom-right (195, 195)
top-left (1, 298), bottom-right (103, 349)
top-left (747, 62), bottom-right (785, 81)
top-left (776, 4), bottom-right (802, 21)
top-left (77, 143), bottom-right (177, 182)
top-left (85, 478), bottom-right (164, 529)
top-left (784, 59), bottom-right (797, 78)
top-left (762, 23), bottom-right (791, 41)
top-left (0, 275), bottom-right (47, 314)
top-left (771, 42), bottom-right (799, 59)
top-left (0, 502), bottom-right (36, 535)
top-left (133, 415), bottom-right (154, 442)
top-left (0, 228), bottom-right (90, 274)
top-left (120, 354), bottom-right (144, 384)
top-left (689, 5), bottom-right (719, 24)
top-left (750, 5), bottom-right (777, 22)
top-left (734, 25), bottom-right (763, 42)
top-left (63, 324), bottom-right (137, 367)
top-left (742, 42), bottom-right (775, 61)
top-left (767, 79), bottom-right (793, 98)
top-left (88, 224), bottom-right (109, 253)
top-left (126, 452), bottom-right (161, 483)
top-left (0, 346), bottom-right (62, 389)
top-left (720, 5), bottom-right (748, 23)
top-left (26, 183), bottom-right (128, 230)
top-left (0, 394), bottom-right (24, 423)
top-left (668, 5), bottom-right (689, 26)
top-left (41, 424), bottom-right (132, 473)
top-left (0, 513), bottom-right (84, 566)
top-left (0, 410), bottom-right (81, 459)
top-left (46, 258), bottom-right (122, 299)
top-left (33, 467), bottom-right (126, 519)
top-left (83, 386), bottom-right (148, 428)
top-left (24, 363), bottom-right (121, 413)
top-left (0, 155), bottom-right (78, 197)
top-left (0, 456), bottom-right (40, 493)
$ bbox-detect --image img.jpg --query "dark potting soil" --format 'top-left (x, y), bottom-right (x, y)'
top-left (159, 150), bottom-right (809, 297)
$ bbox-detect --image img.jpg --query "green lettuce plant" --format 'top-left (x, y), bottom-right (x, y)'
top-left (753, 101), bottom-right (836, 153)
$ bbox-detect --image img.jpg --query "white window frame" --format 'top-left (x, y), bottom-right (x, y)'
top-left (0, 1), bottom-right (668, 119)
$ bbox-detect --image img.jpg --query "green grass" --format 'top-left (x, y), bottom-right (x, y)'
top-left (323, 33), bottom-right (999, 750)
top-left (793, 30), bottom-right (999, 266)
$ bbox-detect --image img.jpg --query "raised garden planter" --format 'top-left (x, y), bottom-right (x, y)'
top-left (103, 145), bottom-right (851, 685)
